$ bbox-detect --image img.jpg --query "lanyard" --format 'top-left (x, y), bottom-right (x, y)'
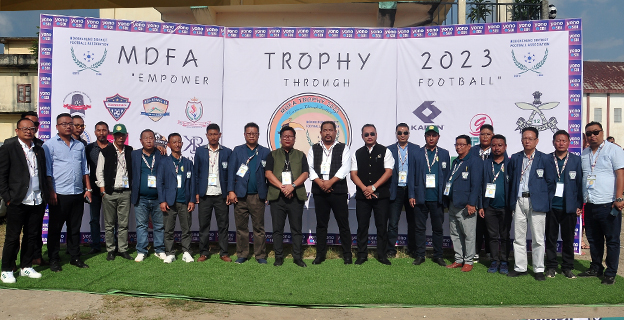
top-left (425, 147), bottom-right (438, 173)
top-left (141, 152), bottom-right (155, 173)
top-left (172, 156), bottom-right (182, 174)
top-left (322, 142), bottom-right (335, 160)
top-left (245, 150), bottom-right (258, 165)
top-left (589, 141), bottom-right (605, 175)
top-left (491, 162), bottom-right (504, 182)
top-left (116, 148), bottom-right (127, 172)
top-left (521, 152), bottom-right (534, 177)
top-left (448, 159), bottom-right (463, 181)
top-left (554, 153), bottom-right (569, 181)
top-left (479, 147), bottom-right (491, 160)
top-left (209, 147), bottom-right (219, 172)
top-left (398, 144), bottom-right (408, 168)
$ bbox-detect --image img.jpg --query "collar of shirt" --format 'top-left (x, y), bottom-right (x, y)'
top-left (18, 138), bottom-right (34, 151)
top-left (321, 140), bottom-right (338, 152)
top-left (206, 144), bottom-right (222, 151)
top-left (366, 144), bottom-right (377, 153)
top-left (523, 150), bottom-right (536, 159)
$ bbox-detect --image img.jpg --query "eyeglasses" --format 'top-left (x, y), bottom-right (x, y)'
top-left (245, 132), bottom-right (259, 137)
top-left (522, 137), bottom-right (537, 142)
top-left (73, 124), bottom-right (85, 128)
top-left (281, 135), bottom-right (295, 140)
top-left (454, 143), bottom-right (468, 147)
top-left (363, 132), bottom-right (376, 137)
top-left (58, 122), bottom-right (74, 127)
top-left (585, 130), bottom-right (602, 137)
top-left (17, 127), bottom-right (36, 132)
top-left (396, 131), bottom-right (409, 136)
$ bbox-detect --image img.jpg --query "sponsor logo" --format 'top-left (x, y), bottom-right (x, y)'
top-left (267, 93), bottom-right (352, 154)
top-left (512, 48), bottom-right (548, 75)
top-left (103, 94), bottom-right (131, 121)
top-left (141, 97), bottom-right (170, 122)
top-left (413, 101), bottom-right (441, 123)
top-left (182, 135), bottom-right (204, 154)
top-left (469, 114), bottom-right (493, 136)
top-left (62, 91), bottom-right (92, 117)
top-left (178, 98), bottom-right (209, 128)
top-left (515, 91), bottom-right (560, 133)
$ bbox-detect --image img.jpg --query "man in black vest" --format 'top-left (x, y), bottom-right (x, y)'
top-left (307, 121), bottom-right (352, 265)
top-left (350, 124), bottom-right (394, 265)
top-left (95, 124), bottom-right (133, 261)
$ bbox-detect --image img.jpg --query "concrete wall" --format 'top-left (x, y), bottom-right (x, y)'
top-left (100, 7), bottom-right (163, 22)
top-left (2, 39), bottom-right (34, 54)
top-left (0, 113), bottom-right (20, 142)
top-left (583, 93), bottom-right (624, 144)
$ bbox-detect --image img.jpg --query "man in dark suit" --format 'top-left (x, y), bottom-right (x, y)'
top-left (194, 123), bottom-right (233, 263)
top-left (84, 121), bottom-right (110, 255)
top-left (386, 123), bottom-right (419, 258)
top-left (469, 124), bottom-right (494, 262)
top-left (0, 118), bottom-right (48, 283)
top-left (545, 130), bottom-right (583, 279)
top-left (508, 127), bottom-right (556, 281)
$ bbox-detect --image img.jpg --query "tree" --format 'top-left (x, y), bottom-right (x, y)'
top-left (467, 0), bottom-right (493, 23)
top-left (512, 0), bottom-right (542, 21)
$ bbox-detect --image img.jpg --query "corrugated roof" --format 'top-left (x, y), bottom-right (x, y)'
top-left (584, 61), bottom-right (624, 93)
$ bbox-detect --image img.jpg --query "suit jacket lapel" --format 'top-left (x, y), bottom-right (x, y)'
top-left (14, 140), bottom-right (29, 171)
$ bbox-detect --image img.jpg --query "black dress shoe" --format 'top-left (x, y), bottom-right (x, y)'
top-left (50, 260), bottom-right (62, 272)
top-left (294, 259), bottom-right (307, 268)
top-left (106, 252), bottom-right (116, 261)
top-left (602, 276), bottom-right (615, 285)
top-left (70, 259), bottom-right (89, 268)
top-left (412, 256), bottom-right (426, 265)
top-left (534, 272), bottom-right (546, 281)
top-left (577, 268), bottom-right (603, 277)
top-left (119, 252), bottom-right (133, 260)
top-left (354, 258), bottom-right (367, 265)
top-left (507, 270), bottom-right (528, 277)
top-left (87, 248), bottom-right (101, 255)
top-left (312, 257), bottom-right (325, 265)
top-left (432, 257), bottom-right (447, 267)
top-left (344, 257), bottom-right (353, 265)
top-left (378, 258), bottom-right (392, 266)
top-left (273, 257), bottom-right (284, 266)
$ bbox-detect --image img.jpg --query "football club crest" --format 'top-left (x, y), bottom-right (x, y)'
top-left (515, 91), bottom-right (560, 133)
top-left (178, 98), bottom-right (209, 128)
top-left (141, 97), bottom-right (170, 122)
top-left (62, 91), bottom-right (92, 117)
top-left (462, 172), bottom-right (469, 179)
top-left (569, 171), bottom-right (576, 179)
top-left (104, 94), bottom-right (131, 120)
top-left (537, 169), bottom-right (544, 177)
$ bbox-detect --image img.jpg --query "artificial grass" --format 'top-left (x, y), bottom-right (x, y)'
top-left (1, 246), bottom-right (623, 306)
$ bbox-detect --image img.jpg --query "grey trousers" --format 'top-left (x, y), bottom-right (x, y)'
top-left (163, 202), bottom-right (192, 256)
top-left (102, 190), bottom-right (131, 253)
top-left (448, 203), bottom-right (477, 265)
top-left (513, 198), bottom-right (546, 273)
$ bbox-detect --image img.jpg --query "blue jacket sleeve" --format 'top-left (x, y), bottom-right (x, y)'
top-left (227, 148), bottom-right (237, 193)
top-left (193, 150), bottom-right (201, 197)
top-left (157, 160), bottom-right (166, 204)
top-left (469, 158), bottom-right (483, 206)
top-left (574, 157), bottom-right (584, 209)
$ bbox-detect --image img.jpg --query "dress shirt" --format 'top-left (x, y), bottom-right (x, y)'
top-left (581, 141), bottom-right (624, 204)
top-left (206, 145), bottom-right (222, 196)
top-left (479, 147), bottom-right (491, 160)
top-left (397, 144), bottom-right (409, 187)
top-left (518, 150), bottom-right (535, 196)
top-left (18, 139), bottom-right (42, 205)
top-left (350, 144), bottom-right (395, 171)
top-left (96, 146), bottom-right (129, 190)
top-left (307, 141), bottom-right (351, 181)
top-left (43, 134), bottom-right (89, 195)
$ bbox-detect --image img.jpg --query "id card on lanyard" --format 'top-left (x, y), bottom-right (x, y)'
top-left (398, 144), bottom-right (408, 184)
top-left (554, 154), bottom-right (569, 197)
top-left (173, 157), bottom-right (184, 189)
top-left (444, 160), bottom-right (462, 196)
top-left (485, 162), bottom-right (504, 198)
top-left (425, 147), bottom-right (438, 189)
top-left (208, 151), bottom-right (218, 186)
top-left (142, 153), bottom-right (157, 188)
top-left (587, 142), bottom-right (604, 189)
top-left (237, 150), bottom-right (258, 178)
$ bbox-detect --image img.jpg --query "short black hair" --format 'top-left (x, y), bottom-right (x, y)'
top-left (607, 136), bottom-right (615, 141)
top-left (168, 133), bottom-right (182, 141)
top-left (206, 123), bottom-right (220, 132)
top-left (395, 123), bottom-right (409, 131)
top-left (244, 122), bottom-right (259, 132)
top-left (480, 124), bottom-right (494, 132)
top-left (585, 121), bottom-right (603, 130)
top-left (320, 121), bottom-right (336, 130)
top-left (95, 121), bottom-right (109, 130)
top-left (491, 134), bottom-right (507, 144)
top-left (56, 113), bottom-right (71, 122)
top-left (521, 127), bottom-right (539, 138)
top-left (553, 130), bottom-right (570, 140)
top-left (456, 135), bottom-right (471, 145)
top-left (280, 126), bottom-right (296, 137)
top-left (21, 111), bottom-right (37, 119)
top-left (71, 114), bottom-right (84, 121)
top-left (17, 118), bottom-right (34, 127)
top-left (361, 124), bottom-right (376, 132)
top-left (141, 129), bottom-right (155, 139)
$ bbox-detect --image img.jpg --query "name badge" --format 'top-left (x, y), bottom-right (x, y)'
top-left (441, 162), bottom-right (447, 169)
top-left (236, 164), bottom-right (248, 177)
top-left (222, 162), bottom-right (228, 169)
top-left (187, 171), bottom-right (192, 179)
top-left (147, 175), bottom-right (156, 188)
top-left (485, 183), bottom-right (496, 198)
top-left (587, 175), bottom-right (596, 189)
top-left (444, 182), bottom-right (451, 196)
top-left (321, 163), bottom-right (330, 175)
top-left (555, 182), bottom-right (564, 197)
top-left (536, 169), bottom-right (544, 178)
top-left (462, 172), bottom-right (469, 180)
top-left (177, 174), bottom-right (182, 189)
top-left (569, 171), bottom-right (576, 180)
top-left (208, 173), bottom-right (218, 186)
top-left (282, 171), bottom-right (292, 185)
top-left (122, 175), bottom-right (129, 188)
top-left (426, 174), bottom-right (436, 188)
top-left (398, 171), bottom-right (407, 184)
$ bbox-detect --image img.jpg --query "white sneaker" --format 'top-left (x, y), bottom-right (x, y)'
top-left (135, 253), bottom-right (145, 262)
top-left (20, 268), bottom-right (42, 279)
top-left (1, 271), bottom-right (16, 283)
top-left (154, 252), bottom-right (166, 260)
top-left (182, 252), bottom-right (194, 263)
top-left (164, 255), bottom-right (176, 264)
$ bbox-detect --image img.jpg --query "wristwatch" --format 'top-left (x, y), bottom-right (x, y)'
top-left (371, 185), bottom-right (377, 192)
top-left (292, 183), bottom-right (297, 188)
top-left (616, 197), bottom-right (624, 202)
top-left (86, 188), bottom-right (92, 192)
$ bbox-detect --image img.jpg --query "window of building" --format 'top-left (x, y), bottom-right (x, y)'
top-left (615, 108), bottom-right (622, 123)
top-left (594, 108), bottom-right (602, 123)
top-left (17, 84), bottom-right (31, 103)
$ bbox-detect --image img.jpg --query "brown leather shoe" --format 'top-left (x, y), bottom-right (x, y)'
top-left (220, 256), bottom-right (232, 262)
top-left (446, 262), bottom-right (463, 268)
top-left (461, 264), bottom-right (473, 272)
top-left (197, 255), bottom-right (209, 262)
top-left (32, 258), bottom-right (48, 266)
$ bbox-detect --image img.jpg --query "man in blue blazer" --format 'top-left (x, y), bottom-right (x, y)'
top-left (507, 127), bottom-right (556, 281)
top-left (386, 123), bottom-right (420, 258)
top-left (409, 125), bottom-right (449, 267)
top-left (227, 122), bottom-right (271, 264)
top-left (157, 133), bottom-right (195, 264)
top-left (444, 135), bottom-right (483, 272)
top-left (469, 124), bottom-right (494, 262)
top-left (545, 130), bottom-right (583, 279)
top-left (194, 123), bottom-right (233, 263)
top-left (131, 129), bottom-right (165, 262)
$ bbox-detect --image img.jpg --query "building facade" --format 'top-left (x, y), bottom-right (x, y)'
top-left (583, 61), bottom-right (624, 144)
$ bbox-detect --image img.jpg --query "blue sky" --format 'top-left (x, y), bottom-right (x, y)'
top-left (0, 1), bottom-right (622, 61)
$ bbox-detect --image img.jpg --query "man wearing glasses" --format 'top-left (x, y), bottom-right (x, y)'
top-left (265, 126), bottom-right (309, 267)
top-left (508, 127), bottom-right (555, 281)
top-left (43, 113), bottom-right (92, 271)
top-left (21, 111), bottom-right (43, 148)
top-left (350, 124), bottom-right (394, 265)
top-left (71, 115), bottom-right (87, 146)
top-left (445, 135), bottom-right (483, 272)
top-left (578, 122), bottom-right (624, 285)
top-left (386, 123), bottom-right (419, 259)
top-left (227, 122), bottom-right (271, 264)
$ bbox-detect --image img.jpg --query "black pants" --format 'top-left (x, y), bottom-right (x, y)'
top-left (545, 208), bottom-right (577, 271)
top-left (476, 213), bottom-right (490, 255)
top-left (198, 195), bottom-right (230, 257)
top-left (313, 192), bottom-right (352, 259)
top-left (387, 186), bottom-right (416, 256)
top-left (414, 201), bottom-right (444, 258)
top-left (356, 197), bottom-right (389, 259)
top-left (1, 203), bottom-right (45, 271)
top-left (270, 196), bottom-right (304, 260)
top-left (484, 207), bottom-right (512, 262)
top-left (47, 194), bottom-right (84, 262)
top-left (584, 203), bottom-right (621, 277)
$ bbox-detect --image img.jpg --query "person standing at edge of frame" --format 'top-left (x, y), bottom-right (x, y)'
top-left (469, 124), bottom-right (494, 262)
top-left (350, 124), bottom-right (394, 266)
top-left (194, 123), bottom-right (233, 263)
top-left (307, 121), bottom-right (353, 265)
top-left (386, 123), bottom-right (420, 259)
top-left (265, 126), bottom-right (309, 268)
top-left (227, 122), bottom-right (271, 265)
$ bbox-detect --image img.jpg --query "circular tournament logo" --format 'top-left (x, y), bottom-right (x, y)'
top-left (267, 93), bottom-right (352, 153)
top-left (469, 113), bottom-right (493, 136)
